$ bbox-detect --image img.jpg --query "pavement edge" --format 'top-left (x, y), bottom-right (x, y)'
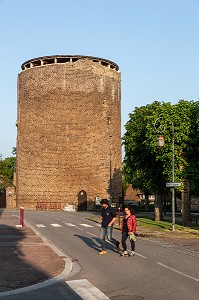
top-left (0, 218), bottom-right (81, 297)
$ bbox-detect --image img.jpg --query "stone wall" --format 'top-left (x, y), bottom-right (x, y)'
top-left (6, 187), bottom-right (16, 209)
top-left (16, 56), bottom-right (122, 210)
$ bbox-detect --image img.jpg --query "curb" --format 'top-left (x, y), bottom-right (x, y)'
top-left (0, 218), bottom-right (81, 297)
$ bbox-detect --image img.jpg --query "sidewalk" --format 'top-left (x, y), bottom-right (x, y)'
top-left (0, 210), bottom-right (110, 300)
top-left (0, 210), bottom-right (65, 293)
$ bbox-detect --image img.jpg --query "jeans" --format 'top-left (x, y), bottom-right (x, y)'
top-left (121, 232), bottom-right (135, 251)
top-left (100, 226), bottom-right (118, 250)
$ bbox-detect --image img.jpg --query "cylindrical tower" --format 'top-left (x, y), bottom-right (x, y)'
top-left (16, 55), bottom-right (122, 210)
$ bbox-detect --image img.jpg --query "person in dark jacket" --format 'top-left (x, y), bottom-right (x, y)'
top-left (120, 205), bottom-right (137, 257)
top-left (98, 199), bottom-right (120, 255)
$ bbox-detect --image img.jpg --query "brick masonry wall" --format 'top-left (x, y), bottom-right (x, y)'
top-left (16, 57), bottom-right (122, 209)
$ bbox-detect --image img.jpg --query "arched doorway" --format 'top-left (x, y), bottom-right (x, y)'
top-left (78, 190), bottom-right (87, 211)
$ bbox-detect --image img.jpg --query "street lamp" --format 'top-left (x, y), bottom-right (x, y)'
top-left (109, 134), bottom-right (112, 204)
top-left (154, 118), bottom-right (175, 231)
top-left (108, 116), bottom-right (113, 204)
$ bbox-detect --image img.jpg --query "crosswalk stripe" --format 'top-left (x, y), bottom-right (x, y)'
top-left (64, 222), bottom-right (76, 226)
top-left (66, 279), bottom-right (110, 299)
top-left (51, 223), bottom-right (62, 227)
top-left (35, 222), bottom-right (95, 229)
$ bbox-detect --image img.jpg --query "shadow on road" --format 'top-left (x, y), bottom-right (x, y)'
top-left (74, 234), bottom-right (101, 252)
top-left (74, 234), bottom-right (118, 254)
top-left (0, 210), bottom-right (64, 293)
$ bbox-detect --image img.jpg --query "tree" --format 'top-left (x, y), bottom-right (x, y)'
top-left (121, 171), bottom-right (129, 197)
top-left (123, 100), bottom-right (199, 223)
top-left (0, 156), bottom-right (16, 189)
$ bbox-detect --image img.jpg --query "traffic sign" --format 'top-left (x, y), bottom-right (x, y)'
top-left (166, 182), bottom-right (181, 187)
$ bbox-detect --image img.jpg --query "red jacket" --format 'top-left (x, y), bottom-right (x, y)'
top-left (121, 214), bottom-right (137, 233)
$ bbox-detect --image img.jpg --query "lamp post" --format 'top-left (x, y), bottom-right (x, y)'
top-left (171, 123), bottom-right (175, 232)
top-left (154, 118), bottom-right (175, 231)
top-left (109, 134), bottom-right (112, 204)
top-left (108, 115), bottom-right (113, 204)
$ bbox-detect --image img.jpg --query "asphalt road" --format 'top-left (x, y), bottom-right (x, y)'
top-left (14, 211), bottom-right (199, 300)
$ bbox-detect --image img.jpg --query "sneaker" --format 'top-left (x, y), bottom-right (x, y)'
top-left (120, 251), bottom-right (129, 257)
top-left (116, 241), bottom-right (120, 253)
top-left (129, 251), bottom-right (135, 256)
top-left (98, 250), bottom-right (107, 255)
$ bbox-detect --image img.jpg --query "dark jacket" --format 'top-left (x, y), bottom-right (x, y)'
top-left (121, 214), bottom-right (137, 233)
top-left (101, 205), bottom-right (116, 227)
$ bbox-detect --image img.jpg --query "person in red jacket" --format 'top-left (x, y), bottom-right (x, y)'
top-left (120, 205), bottom-right (137, 257)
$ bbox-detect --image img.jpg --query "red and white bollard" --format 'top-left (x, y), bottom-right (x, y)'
top-left (20, 207), bottom-right (24, 227)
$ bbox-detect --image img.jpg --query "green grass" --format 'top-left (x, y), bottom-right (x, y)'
top-left (137, 217), bottom-right (199, 234)
top-left (86, 214), bottom-right (199, 236)
top-left (137, 218), bottom-right (173, 231)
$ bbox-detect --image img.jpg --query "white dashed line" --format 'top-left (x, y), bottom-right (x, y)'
top-left (135, 252), bottom-right (147, 258)
top-left (75, 227), bottom-right (84, 230)
top-left (86, 231), bottom-right (97, 237)
top-left (157, 262), bottom-right (199, 282)
top-left (36, 224), bottom-right (46, 228)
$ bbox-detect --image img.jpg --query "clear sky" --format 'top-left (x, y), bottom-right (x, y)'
top-left (0, 0), bottom-right (199, 158)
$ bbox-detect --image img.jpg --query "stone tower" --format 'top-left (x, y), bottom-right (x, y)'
top-left (16, 55), bottom-right (122, 210)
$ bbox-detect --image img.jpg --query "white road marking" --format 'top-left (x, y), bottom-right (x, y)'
top-left (76, 226), bottom-right (84, 230)
top-left (36, 224), bottom-right (46, 228)
top-left (135, 252), bottom-right (147, 258)
top-left (64, 222), bottom-right (76, 227)
top-left (63, 222), bottom-right (83, 230)
top-left (86, 231), bottom-right (97, 237)
top-left (80, 223), bottom-right (93, 227)
top-left (67, 279), bottom-right (110, 300)
top-left (157, 262), bottom-right (199, 282)
top-left (51, 223), bottom-right (62, 227)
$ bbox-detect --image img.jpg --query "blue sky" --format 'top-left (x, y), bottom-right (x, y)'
top-left (0, 0), bottom-right (199, 158)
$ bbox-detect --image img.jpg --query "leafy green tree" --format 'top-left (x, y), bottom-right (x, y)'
top-left (123, 101), bottom-right (166, 193)
top-left (122, 171), bottom-right (128, 197)
top-left (183, 101), bottom-right (199, 196)
top-left (0, 156), bottom-right (16, 189)
top-left (123, 100), bottom-right (199, 221)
